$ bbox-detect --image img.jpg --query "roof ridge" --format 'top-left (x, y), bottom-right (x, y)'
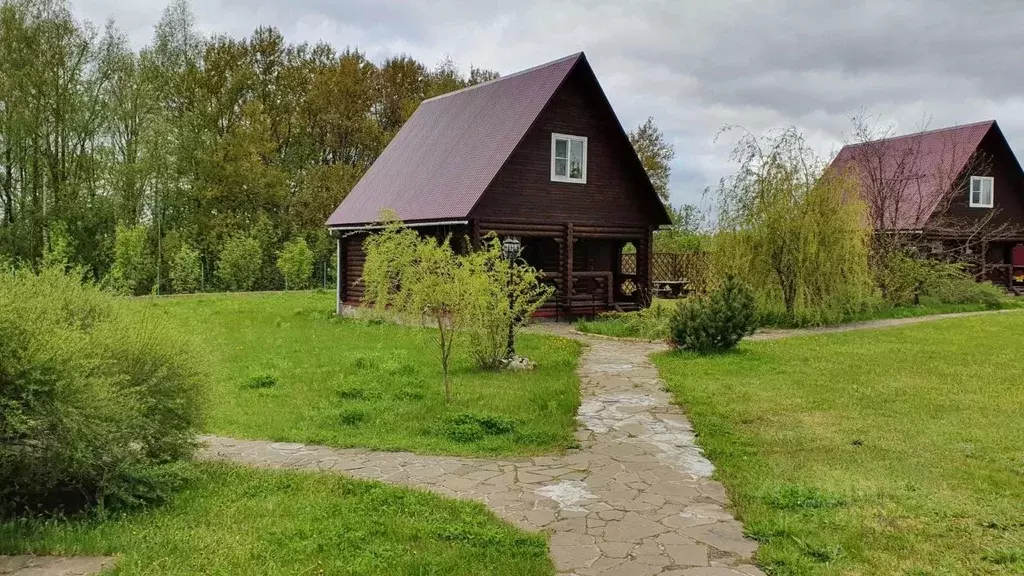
top-left (844, 119), bottom-right (995, 149)
top-left (421, 52), bottom-right (584, 104)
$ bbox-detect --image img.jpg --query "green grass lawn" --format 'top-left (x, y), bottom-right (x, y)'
top-left (0, 463), bottom-right (552, 575)
top-left (653, 313), bottom-right (1024, 575)
top-left (129, 291), bottom-right (581, 457)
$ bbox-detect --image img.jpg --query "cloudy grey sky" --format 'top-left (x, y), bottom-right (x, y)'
top-left (75, 0), bottom-right (1024, 209)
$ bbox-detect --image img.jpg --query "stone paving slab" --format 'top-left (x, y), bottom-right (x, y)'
top-left (200, 327), bottom-right (764, 576)
top-left (0, 556), bottom-right (114, 576)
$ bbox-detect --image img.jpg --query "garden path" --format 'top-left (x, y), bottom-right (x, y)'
top-left (0, 556), bottom-right (114, 576)
top-left (200, 328), bottom-right (763, 576)
top-left (749, 308), bottom-right (1019, 341)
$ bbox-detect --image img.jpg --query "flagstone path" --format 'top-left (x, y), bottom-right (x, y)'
top-left (200, 328), bottom-right (763, 576)
top-left (0, 556), bottom-right (114, 576)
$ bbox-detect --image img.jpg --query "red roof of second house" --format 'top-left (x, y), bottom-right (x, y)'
top-left (830, 120), bottom-right (995, 230)
top-left (326, 53), bottom-right (584, 227)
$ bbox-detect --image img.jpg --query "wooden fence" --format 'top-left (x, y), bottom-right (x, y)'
top-left (622, 251), bottom-right (710, 293)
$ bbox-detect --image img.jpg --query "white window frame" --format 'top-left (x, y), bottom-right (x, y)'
top-left (550, 133), bottom-right (588, 184)
top-left (969, 176), bottom-right (994, 208)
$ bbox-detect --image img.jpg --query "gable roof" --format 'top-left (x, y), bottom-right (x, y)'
top-left (326, 52), bottom-right (670, 228)
top-left (830, 120), bottom-right (996, 230)
top-left (326, 53), bottom-right (581, 227)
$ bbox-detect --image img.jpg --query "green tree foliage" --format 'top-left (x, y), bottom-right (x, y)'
top-left (712, 127), bottom-right (874, 326)
top-left (277, 236), bottom-right (314, 290)
top-left (629, 117), bottom-right (675, 203)
top-left (0, 0), bottom-right (498, 291)
top-left (216, 233), bottom-right (262, 291)
top-left (362, 223), bottom-right (472, 401)
top-left (169, 242), bottom-right (202, 293)
top-left (41, 222), bottom-right (75, 272)
top-left (0, 267), bottom-right (202, 515)
top-left (655, 203), bottom-right (706, 253)
top-left (107, 224), bottom-right (153, 295)
top-left (362, 224), bottom-right (550, 398)
top-left (669, 274), bottom-right (758, 352)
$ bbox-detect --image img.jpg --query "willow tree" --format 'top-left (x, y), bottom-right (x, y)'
top-left (712, 127), bottom-right (873, 325)
top-left (362, 222), bottom-right (473, 402)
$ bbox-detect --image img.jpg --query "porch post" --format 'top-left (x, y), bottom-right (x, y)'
top-left (564, 222), bottom-right (574, 314)
top-left (637, 226), bottom-right (653, 305)
top-left (336, 235), bottom-right (345, 315)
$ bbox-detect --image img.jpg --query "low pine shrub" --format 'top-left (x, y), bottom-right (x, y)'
top-left (669, 275), bottom-right (758, 353)
top-left (0, 268), bottom-right (203, 516)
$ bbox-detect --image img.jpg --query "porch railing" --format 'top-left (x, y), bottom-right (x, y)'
top-left (538, 271), bottom-right (615, 314)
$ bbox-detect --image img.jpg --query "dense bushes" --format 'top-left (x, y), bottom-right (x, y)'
top-left (877, 251), bottom-right (1004, 308)
top-left (106, 224), bottom-right (154, 296)
top-left (216, 234), bottom-right (263, 291)
top-left (669, 275), bottom-right (758, 352)
top-left (170, 243), bottom-right (203, 294)
top-left (277, 237), bottom-right (315, 290)
top-left (0, 269), bottom-right (203, 516)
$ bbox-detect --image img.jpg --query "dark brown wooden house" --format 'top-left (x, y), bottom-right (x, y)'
top-left (325, 52), bottom-right (671, 317)
top-left (830, 120), bottom-right (1024, 289)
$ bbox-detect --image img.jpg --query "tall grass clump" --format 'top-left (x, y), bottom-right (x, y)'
top-left (576, 299), bottom-right (675, 340)
top-left (0, 268), bottom-right (203, 516)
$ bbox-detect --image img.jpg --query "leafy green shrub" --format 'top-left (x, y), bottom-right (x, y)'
top-left (244, 374), bottom-right (278, 389)
top-left (462, 236), bottom-right (552, 369)
top-left (879, 252), bottom-right (1006, 309)
top-left (276, 237), bottom-right (314, 290)
top-left (0, 269), bottom-right (202, 516)
top-left (42, 222), bottom-right (75, 273)
top-left (441, 412), bottom-right (518, 443)
top-left (669, 275), bottom-right (757, 352)
top-left (216, 233), bottom-right (262, 291)
top-left (106, 224), bottom-right (153, 295)
top-left (170, 242), bottom-right (203, 294)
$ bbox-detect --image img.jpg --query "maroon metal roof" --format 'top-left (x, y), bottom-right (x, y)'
top-left (326, 53), bottom-right (583, 227)
top-left (830, 120), bottom-right (995, 230)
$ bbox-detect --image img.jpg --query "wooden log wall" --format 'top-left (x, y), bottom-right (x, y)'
top-left (343, 233), bottom-right (367, 304)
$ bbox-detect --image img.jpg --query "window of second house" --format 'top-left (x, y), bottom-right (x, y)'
top-left (970, 176), bottom-right (994, 208)
top-left (551, 133), bottom-right (587, 183)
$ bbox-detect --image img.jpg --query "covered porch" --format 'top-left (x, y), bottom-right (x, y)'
top-left (475, 219), bottom-right (652, 319)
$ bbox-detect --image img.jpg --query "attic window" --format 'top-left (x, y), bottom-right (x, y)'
top-left (969, 176), bottom-right (994, 208)
top-left (551, 133), bottom-right (587, 183)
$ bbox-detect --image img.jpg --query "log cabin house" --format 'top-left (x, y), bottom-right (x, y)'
top-left (830, 120), bottom-right (1024, 291)
top-left (325, 52), bottom-right (671, 317)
